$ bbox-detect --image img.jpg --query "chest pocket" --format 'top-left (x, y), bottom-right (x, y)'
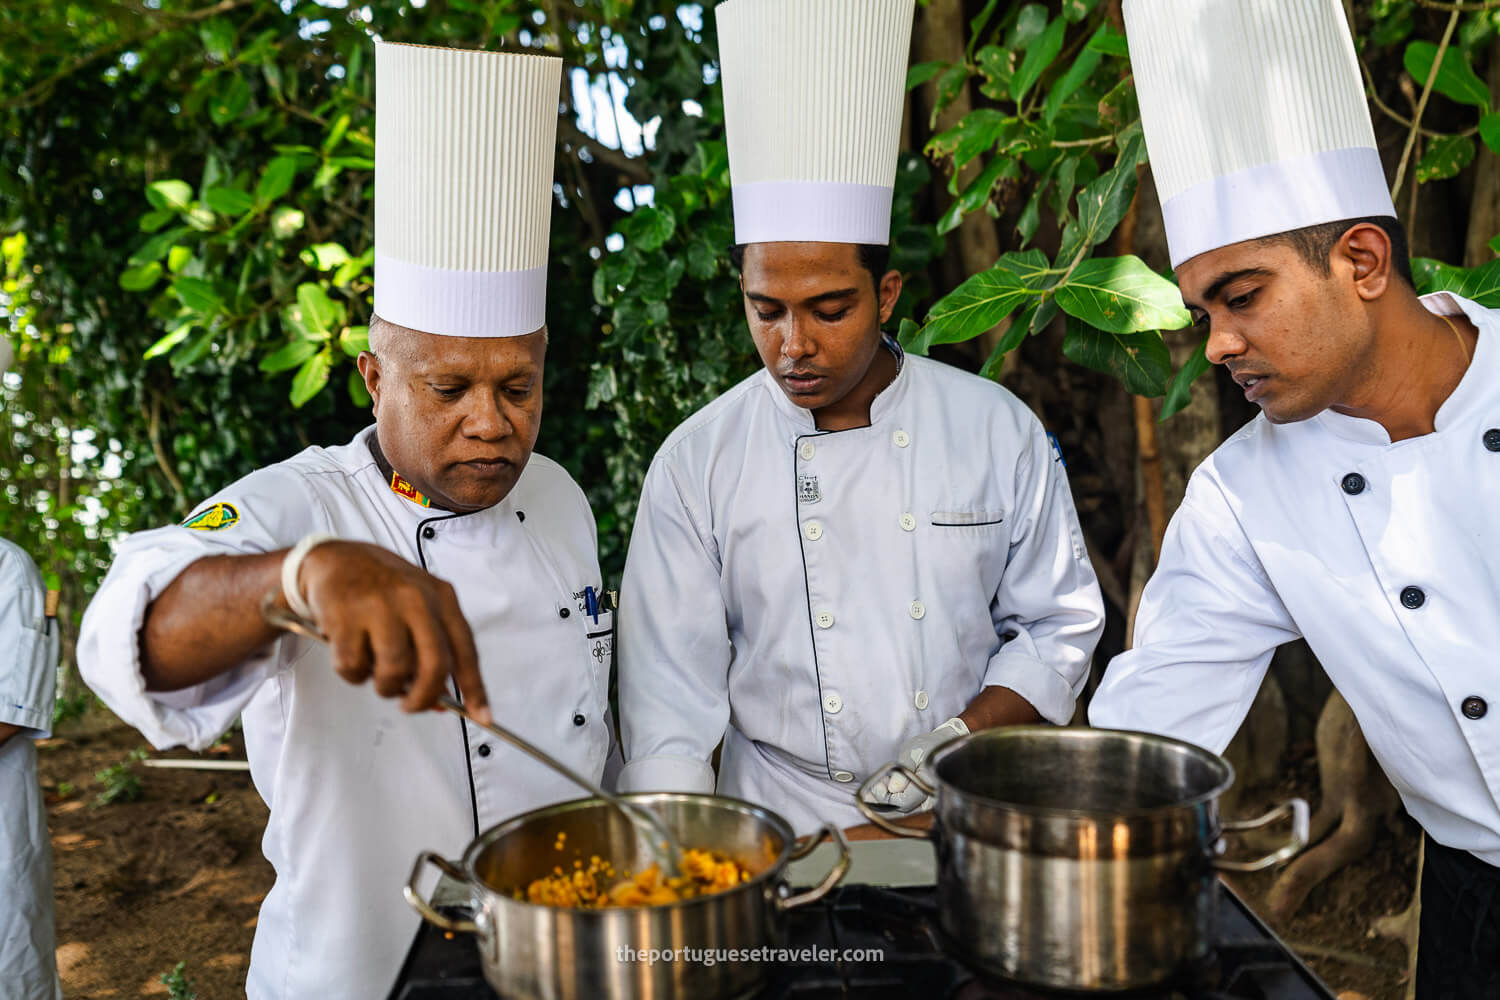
top-left (931, 508), bottom-right (1006, 528)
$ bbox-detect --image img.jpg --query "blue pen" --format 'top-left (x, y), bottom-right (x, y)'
top-left (585, 586), bottom-right (599, 624)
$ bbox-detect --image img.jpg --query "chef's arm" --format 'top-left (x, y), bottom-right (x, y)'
top-left (958, 684), bottom-right (1043, 731)
top-left (141, 541), bottom-right (490, 720)
top-left (0, 722), bottom-right (20, 747)
top-left (1090, 481), bottom-right (1297, 753)
top-left (983, 423), bottom-right (1107, 724)
top-left (615, 459), bottom-right (729, 793)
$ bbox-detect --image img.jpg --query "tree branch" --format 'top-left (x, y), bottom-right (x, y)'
top-left (557, 117), bottom-right (652, 186)
top-left (1415, 0), bottom-right (1500, 11)
top-left (1390, 8), bottom-right (1461, 202)
top-left (1, 0), bottom-right (260, 111)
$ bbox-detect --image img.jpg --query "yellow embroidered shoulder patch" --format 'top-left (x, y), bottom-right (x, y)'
top-left (182, 502), bottom-right (240, 531)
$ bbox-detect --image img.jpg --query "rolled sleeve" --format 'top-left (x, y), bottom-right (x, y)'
top-left (985, 420), bottom-right (1106, 723)
top-left (78, 467), bottom-right (327, 751)
top-left (616, 754), bottom-right (717, 794)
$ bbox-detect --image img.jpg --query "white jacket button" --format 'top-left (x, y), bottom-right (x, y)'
top-left (892, 430), bottom-right (910, 448)
top-left (823, 692), bottom-right (843, 714)
top-left (899, 513), bottom-right (916, 532)
top-left (815, 611), bottom-right (835, 629)
top-left (799, 441), bottom-right (816, 460)
top-left (832, 770), bottom-right (855, 783)
top-left (804, 520), bottom-right (823, 541)
top-left (914, 690), bottom-right (929, 710)
top-left (909, 601), bottom-right (925, 620)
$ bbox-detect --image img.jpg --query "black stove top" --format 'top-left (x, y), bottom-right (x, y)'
top-left (388, 882), bottom-right (1336, 1000)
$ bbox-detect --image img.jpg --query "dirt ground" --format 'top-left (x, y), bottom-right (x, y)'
top-left (36, 719), bottom-right (1420, 999)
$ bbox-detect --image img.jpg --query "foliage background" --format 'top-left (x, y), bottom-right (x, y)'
top-left (4, 0), bottom-right (1499, 714)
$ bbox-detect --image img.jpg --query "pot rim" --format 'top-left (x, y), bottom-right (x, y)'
top-left (931, 725), bottom-right (1237, 821)
top-left (458, 791), bottom-right (800, 913)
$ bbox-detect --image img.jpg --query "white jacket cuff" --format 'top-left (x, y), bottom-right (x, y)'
top-left (982, 650), bottom-right (1078, 725)
top-left (616, 754), bottom-right (716, 794)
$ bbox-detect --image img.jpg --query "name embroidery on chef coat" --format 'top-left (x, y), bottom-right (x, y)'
top-left (389, 470), bottom-right (431, 508)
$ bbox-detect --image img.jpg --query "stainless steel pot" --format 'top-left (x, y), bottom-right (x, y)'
top-left (857, 726), bottom-right (1308, 992)
top-left (405, 792), bottom-right (850, 1000)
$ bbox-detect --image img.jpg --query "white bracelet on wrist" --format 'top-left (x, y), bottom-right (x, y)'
top-left (281, 533), bottom-right (340, 621)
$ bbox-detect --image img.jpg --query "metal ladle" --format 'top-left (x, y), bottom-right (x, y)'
top-left (259, 593), bottom-right (685, 877)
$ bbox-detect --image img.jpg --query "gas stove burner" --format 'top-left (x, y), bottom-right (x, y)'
top-left (389, 881), bottom-right (1336, 1000)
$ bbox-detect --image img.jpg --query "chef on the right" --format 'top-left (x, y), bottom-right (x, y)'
top-left (1089, 1), bottom-right (1499, 994)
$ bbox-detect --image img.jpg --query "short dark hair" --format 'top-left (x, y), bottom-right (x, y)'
top-left (728, 243), bottom-right (891, 288)
top-left (1258, 216), bottom-right (1414, 287)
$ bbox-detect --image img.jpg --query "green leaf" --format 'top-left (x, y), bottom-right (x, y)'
top-left (171, 276), bottom-right (222, 315)
top-left (323, 113), bottom-right (351, 153)
top-left (339, 324), bottom-right (369, 357)
top-left (171, 327), bottom-right (216, 371)
top-left (1410, 256), bottom-right (1500, 307)
top-left (119, 262), bottom-right (162, 291)
top-left (978, 318), bottom-right (1029, 380)
top-left (1057, 128), bottom-right (1142, 265)
top-left (1044, 29), bottom-right (1105, 124)
top-left (1161, 336), bottom-right (1211, 420)
top-left (295, 283), bottom-right (340, 336)
top-left (166, 245), bottom-right (192, 273)
top-left (347, 368), bottom-right (372, 408)
top-left (1404, 41), bottom-right (1491, 111)
top-left (907, 60), bottom-right (949, 91)
top-left (143, 322), bottom-right (193, 360)
top-left (129, 227), bottom-right (188, 266)
top-left (271, 206), bottom-right (305, 240)
top-left (976, 46), bottom-right (1013, 104)
top-left (204, 186), bottom-right (255, 216)
top-left (1008, 4), bottom-right (1049, 48)
top-left (1054, 255), bottom-right (1191, 333)
top-left (1489, 233), bottom-right (1500, 256)
top-left (1063, 0), bottom-right (1102, 22)
top-left (1062, 315), bottom-right (1171, 397)
top-left (290, 347), bottom-right (333, 408)
top-left (145, 180), bottom-right (194, 213)
top-left (139, 209), bottom-right (174, 232)
top-left (586, 364), bottom-right (618, 408)
top-left (1481, 113), bottom-right (1500, 155)
top-left (255, 156), bottom-right (299, 206)
top-left (259, 339), bottom-right (320, 373)
top-left (931, 64), bottom-right (969, 124)
top-left (1086, 25), bottom-right (1129, 58)
top-left (685, 241), bottom-right (717, 280)
top-left (1011, 16), bottom-right (1066, 105)
top-left (937, 156), bottom-right (1017, 235)
top-left (911, 250), bottom-right (1051, 353)
top-left (301, 242), bottom-right (351, 271)
top-left (928, 109), bottom-right (1012, 170)
top-left (199, 18), bottom-right (235, 61)
top-left (1415, 134), bottom-right (1476, 184)
top-left (624, 205), bottom-right (677, 252)
top-left (209, 73), bottom-right (251, 125)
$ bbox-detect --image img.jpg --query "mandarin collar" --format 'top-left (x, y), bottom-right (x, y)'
top-left (761, 335), bottom-right (913, 432)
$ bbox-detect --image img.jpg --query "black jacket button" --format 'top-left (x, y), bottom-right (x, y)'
top-left (1340, 473), bottom-right (1366, 495)
top-left (422, 526), bottom-right (436, 540)
top-left (572, 713), bottom-right (586, 727)
top-left (476, 743), bottom-right (492, 757)
top-left (1400, 586), bottom-right (1426, 609)
top-left (1462, 697), bottom-right (1488, 720)
top-left (1485, 428), bottom-right (1500, 452)
top-left (558, 606), bottom-right (570, 619)
top-left (516, 510), bottom-right (526, 522)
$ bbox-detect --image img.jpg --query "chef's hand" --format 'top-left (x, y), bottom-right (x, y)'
top-left (871, 717), bottom-right (969, 813)
top-left (295, 540), bottom-right (490, 723)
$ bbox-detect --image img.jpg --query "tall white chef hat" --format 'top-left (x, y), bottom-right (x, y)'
top-left (1124, 0), bottom-right (1396, 269)
top-left (374, 42), bottom-right (562, 338)
top-left (715, 0), bottom-right (916, 246)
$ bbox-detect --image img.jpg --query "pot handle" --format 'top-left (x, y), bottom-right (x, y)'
top-left (404, 850), bottom-right (479, 934)
top-left (854, 763), bottom-right (934, 839)
top-left (1212, 798), bottom-right (1311, 873)
top-left (777, 823), bottom-right (852, 912)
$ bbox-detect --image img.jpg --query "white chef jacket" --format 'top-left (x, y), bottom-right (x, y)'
top-left (617, 351), bottom-right (1105, 834)
top-left (0, 539), bottom-right (62, 1000)
top-left (77, 426), bottom-right (613, 1000)
top-left (1092, 292), bottom-right (1500, 866)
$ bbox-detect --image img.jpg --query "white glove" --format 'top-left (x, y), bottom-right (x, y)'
top-left (872, 717), bottom-right (969, 813)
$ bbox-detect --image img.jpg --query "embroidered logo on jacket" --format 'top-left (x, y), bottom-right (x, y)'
top-left (798, 474), bottom-right (821, 504)
top-left (389, 471), bottom-right (431, 508)
top-left (182, 503), bottom-right (239, 531)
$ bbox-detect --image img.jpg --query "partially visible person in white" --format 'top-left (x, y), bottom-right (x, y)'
top-left (0, 536), bottom-right (63, 1000)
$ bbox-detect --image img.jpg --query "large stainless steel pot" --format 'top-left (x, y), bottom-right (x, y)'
top-left (405, 792), bottom-right (850, 1000)
top-left (857, 726), bottom-right (1308, 992)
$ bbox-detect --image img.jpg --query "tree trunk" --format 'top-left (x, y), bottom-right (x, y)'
top-left (1465, 39), bottom-right (1500, 268)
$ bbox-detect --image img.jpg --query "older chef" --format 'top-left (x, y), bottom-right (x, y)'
top-left (616, 0), bottom-right (1105, 836)
top-left (1, 489), bottom-right (64, 999)
top-left (1089, 1), bottom-right (1500, 995)
top-left (78, 45), bottom-right (612, 1000)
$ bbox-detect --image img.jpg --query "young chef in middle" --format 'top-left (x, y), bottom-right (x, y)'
top-left (616, 0), bottom-right (1106, 835)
